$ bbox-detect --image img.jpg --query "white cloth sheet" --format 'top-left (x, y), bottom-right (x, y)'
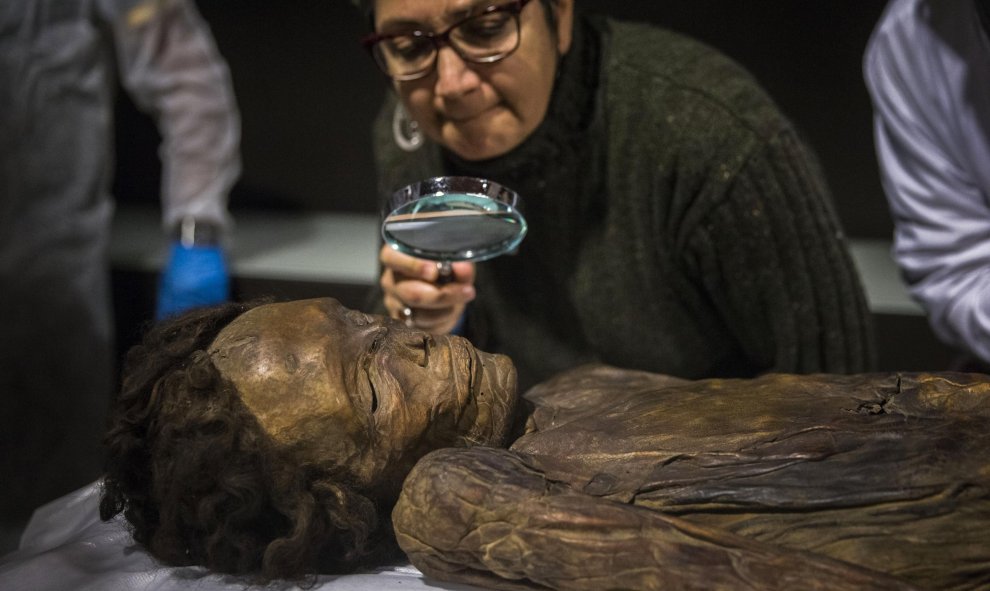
top-left (0, 481), bottom-right (487, 591)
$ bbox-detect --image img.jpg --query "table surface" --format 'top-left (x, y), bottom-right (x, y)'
top-left (110, 205), bottom-right (922, 316)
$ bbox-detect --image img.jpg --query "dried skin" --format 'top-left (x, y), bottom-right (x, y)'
top-left (396, 448), bottom-right (916, 591)
top-left (393, 367), bottom-right (990, 590)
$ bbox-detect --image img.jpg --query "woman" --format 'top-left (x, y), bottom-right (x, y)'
top-left (99, 299), bottom-right (988, 589)
top-left (356, 0), bottom-right (874, 389)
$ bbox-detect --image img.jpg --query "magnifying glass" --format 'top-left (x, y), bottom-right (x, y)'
top-left (381, 176), bottom-right (527, 281)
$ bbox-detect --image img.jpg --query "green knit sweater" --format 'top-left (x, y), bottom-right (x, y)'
top-left (370, 13), bottom-right (874, 389)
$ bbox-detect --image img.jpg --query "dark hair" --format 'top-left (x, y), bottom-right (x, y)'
top-left (100, 302), bottom-right (401, 581)
top-left (353, 0), bottom-right (559, 30)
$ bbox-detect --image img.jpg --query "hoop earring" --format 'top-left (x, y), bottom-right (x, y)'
top-left (392, 103), bottom-right (424, 152)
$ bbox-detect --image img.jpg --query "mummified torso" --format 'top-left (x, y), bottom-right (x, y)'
top-left (395, 366), bottom-right (990, 591)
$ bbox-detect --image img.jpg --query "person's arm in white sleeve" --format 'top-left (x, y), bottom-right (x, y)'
top-left (104, 0), bottom-right (240, 229)
top-left (100, 0), bottom-right (242, 318)
top-left (865, 6), bottom-right (990, 363)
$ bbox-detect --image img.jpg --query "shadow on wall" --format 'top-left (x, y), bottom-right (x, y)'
top-left (114, 0), bottom-right (893, 239)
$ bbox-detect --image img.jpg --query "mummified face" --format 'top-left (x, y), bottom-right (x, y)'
top-left (208, 298), bottom-right (517, 494)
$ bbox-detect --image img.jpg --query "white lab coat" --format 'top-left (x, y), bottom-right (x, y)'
top-left (0, 0), bottom-right (240, 534)
top-left (864, 0), bottom-right (990, 363)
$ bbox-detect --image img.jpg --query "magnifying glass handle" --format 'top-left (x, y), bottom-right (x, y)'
top-left (436, 260), bottom-right (454, 285)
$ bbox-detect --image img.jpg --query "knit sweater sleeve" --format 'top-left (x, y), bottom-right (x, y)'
top-left (682, 127), bottom-right (875, 373)
top-left (604, 19), bottom-right (874, 375)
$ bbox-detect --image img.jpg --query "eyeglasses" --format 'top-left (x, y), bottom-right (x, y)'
top-left (361, 0), bottom-right (534, 81)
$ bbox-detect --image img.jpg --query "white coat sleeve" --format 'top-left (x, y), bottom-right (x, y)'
top-left (864, 1), bottom-right (990, 363)
top-left (100, 0), bottom-right (241, 231)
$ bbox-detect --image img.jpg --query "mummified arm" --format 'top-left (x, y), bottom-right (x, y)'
top-left (393, 448), bottom-right (918, 591)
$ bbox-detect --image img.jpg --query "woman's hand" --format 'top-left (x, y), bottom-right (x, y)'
top-left (380, 244), bottom-right (476, 334)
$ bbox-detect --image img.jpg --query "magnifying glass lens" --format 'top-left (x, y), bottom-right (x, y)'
top-left (382, 177), bottom-right (527, 263)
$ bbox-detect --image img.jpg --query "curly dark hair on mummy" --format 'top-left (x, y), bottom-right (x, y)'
top-left (99, 301), bottom-right (401, 581)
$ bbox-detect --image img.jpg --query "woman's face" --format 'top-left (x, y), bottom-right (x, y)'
top-left (208, 298), bottom-right (517, 494)
top-left (374, 0), bottom-right (574, 161)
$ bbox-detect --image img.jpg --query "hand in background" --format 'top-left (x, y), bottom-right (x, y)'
top-left (155, 242), bottom-right (230, 321)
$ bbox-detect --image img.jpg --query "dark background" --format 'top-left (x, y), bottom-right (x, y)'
top-left (114, 0), bottom-right (892, 238)
top-left (112, 1), bottom-right (960, 370)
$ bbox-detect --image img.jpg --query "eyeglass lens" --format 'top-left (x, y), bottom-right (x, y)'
top-left (373, 6), bottom-right (521, 79)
